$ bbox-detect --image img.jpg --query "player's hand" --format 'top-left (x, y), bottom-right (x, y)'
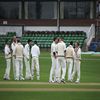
top-left (54, 55), bottom-right (57, 59)
top-left (64, 55), bottom-right (66, 59)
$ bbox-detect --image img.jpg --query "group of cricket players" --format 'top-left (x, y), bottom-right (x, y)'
top-left (49, 37), bottom-right (81, 83)
top-left (3, 36), bottom-right (81, 83)
top-left (4, 36), bottom-right (40, 80)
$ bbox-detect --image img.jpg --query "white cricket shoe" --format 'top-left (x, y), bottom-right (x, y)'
top-left (75, 80), bottom-right (80, 84)
top-left (20, 77), bottom-right (25, 80)
top-left (49, 80), bottom-right (54, 83)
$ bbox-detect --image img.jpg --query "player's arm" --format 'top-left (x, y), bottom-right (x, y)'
top-left (64, 50), bottom-right (66, 58)
top-left (30, 47), bottom-right (33, 58)
top-left (24, 45), bottom-right (29, 60)
top-left (13, 46), bottom-right (16, 59)
top-left (77, 48), bottom-right (81, 59)
top-left (5, 47), bottom-right (9, 56)
top-left (55, 44), bottom-right (58, 58)
top-left (53, 52), bottom-right (56, 58)
top-left (64, 43), bottom-right (66, 58)
top-left (51, 44), bottom-right (56, 58)
top-left (38, 47), bottom-right (40, 56)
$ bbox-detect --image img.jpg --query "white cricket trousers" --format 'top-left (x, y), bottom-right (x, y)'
top-left (31, 57), bottom-right (40, 80)
top-left (49, 57), bottom-right (58, 82)
top-left (15, 58), bottom-right (24, 80)
top-left (4, 58), bottom-right (11, 79)
top-left (57, 57), bottom-right (66, 81)
top-left (24, 57), bottom-right (31, 79)
top-left (66, 58), bottom-right (73, 81)
top-left (12, 56), bottom-right (16, 80)
top-left (72, 60), bottom-right (81, 82)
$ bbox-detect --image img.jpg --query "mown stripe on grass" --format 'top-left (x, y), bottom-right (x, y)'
top-left (0, 88), bottom-right (100, 92)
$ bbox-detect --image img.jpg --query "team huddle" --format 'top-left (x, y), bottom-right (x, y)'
top-left (3, 36), bottom-right (81, 83)
top-left (4, 36), bottom-right (40, 81)
top-left (49, 37), bottom-right (81, 83)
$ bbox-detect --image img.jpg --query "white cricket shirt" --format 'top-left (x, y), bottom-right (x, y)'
top-left (31, 44), bottom-right (40, 57)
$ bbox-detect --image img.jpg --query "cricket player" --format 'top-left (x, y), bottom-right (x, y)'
top-left (11, 36), bottom-right (17, 80)
top-left (4, 42), bottom-right (11, 80)
top-left (56, 38), bottom-right (66, 83)
top-left (24, 39), bottom-right (32, 80)
top-left (13, 39), bottom-right (24, 80)
top-left (66, 41), bottom-right (75, 82)
top-left (49, 37), bottom-right (58, 83)
top-left (71, 42), bottom-right (81, 83)
top-left (31, 41), bottom-right (40, 80)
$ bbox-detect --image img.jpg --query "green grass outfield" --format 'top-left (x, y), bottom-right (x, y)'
top-left (0, 50), bottom-right (100, 100)
top-left (0, 91), bottom-right (100, 100)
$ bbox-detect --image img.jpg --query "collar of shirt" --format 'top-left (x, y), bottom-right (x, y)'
top-left (26, 43), bottom-right (29, 47)
top-left (34, 44), bottom-right (37, 46)
top-left (12, 42), bottom-right (16, 46)
top-left (69, 45), bottom-right (73, 48)
top-left (53, 42), bottom-right (56, 44)
top-left (17, 43), bottom-right (21, 45)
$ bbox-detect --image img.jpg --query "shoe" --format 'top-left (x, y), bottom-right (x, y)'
top-left (54, 80), bottom-right (57, 83)
top-left (61, 79), bottom-right (66, 83)
top-left (3, 78), bottom-right (9, 80)
top-left (3, 78), bottom-right (6, 80)
top-left (20, 77), bottom-right (25, 80)
top-left (75, 80), bottom-right (80, 84)
top-left (25, 77), bottom-right (31, 80)
top-left (15, 78), bottom-right (19, 81)
top-left (55, 80), bottom-right (61, 83)
top-left (49, 80), bottom-right (54, 83)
